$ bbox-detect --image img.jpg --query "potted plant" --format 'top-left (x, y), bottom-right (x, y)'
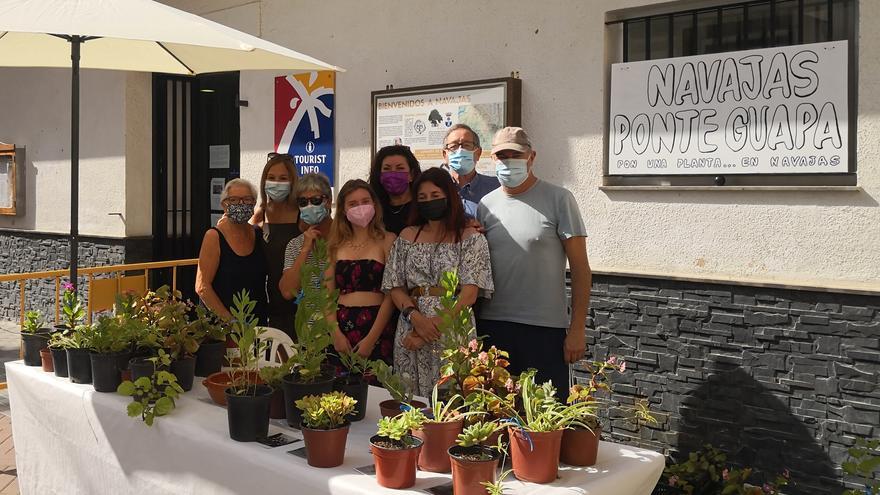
top-left (295, 391), bottom-right (357, 468)
top-left (47, 331), bottom-right (69, 377)
top-left (448, 421), bottom-right (504, 495)
top-left (370, 407), bottom-right (427, 489)
top-left (20, 310), bottom-right (50, 367)
top-left (333, 351), bottom-right (374, 421)
top-left (130, 349), bottom-right (172, 383)
top-left (225, 290), bottom-right (273, 442)
top-left (503, 369), bottom-right (594, 484)
top-left (373, 360), bottom-right (425, 417)
top-left (58, 325), bottom-right (95, 384)
top-left (88, 314), bottom-right (139, 392)
top-left (117, 364), bottom-right (184, 426)
top-left (190, 306), bottom-right (229, 377)
top-left (56, 281), bottom-right (85, 334)
top-left (413, 384), bottom-right (474, 473)
top-left (259, 358), bottom-right (294, 419)
top-left (281, 240), bottom-right (335, 429)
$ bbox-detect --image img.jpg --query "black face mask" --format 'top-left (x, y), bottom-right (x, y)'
top-left (417, 198), bottom-right (448, 221)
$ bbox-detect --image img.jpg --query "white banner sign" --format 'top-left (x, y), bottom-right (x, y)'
top-left (608, 41), bottom-right (848, 175)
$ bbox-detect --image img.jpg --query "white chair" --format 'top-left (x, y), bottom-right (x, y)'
top-left (256, 326), bottom-right (296, 368)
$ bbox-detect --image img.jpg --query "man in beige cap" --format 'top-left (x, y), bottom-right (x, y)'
top-left (476, 127), bottom-right (591, 397)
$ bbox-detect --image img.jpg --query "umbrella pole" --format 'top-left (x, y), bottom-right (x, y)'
top-left (69, 36), bottom-right (82, 291)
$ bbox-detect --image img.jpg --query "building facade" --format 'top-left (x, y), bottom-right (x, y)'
top-left (0, 0), bottom-right (877, 491)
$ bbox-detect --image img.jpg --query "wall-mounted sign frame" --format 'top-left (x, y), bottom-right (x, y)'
top-left (605, 41), bottom-right (856, 187)
top-left (371, 78), bottom-right (521, 174)
top-left (0, 143), bottom-right (20, 216)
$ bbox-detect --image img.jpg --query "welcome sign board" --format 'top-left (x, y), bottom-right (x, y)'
top-left (608, 41), bottom-right (848, 175)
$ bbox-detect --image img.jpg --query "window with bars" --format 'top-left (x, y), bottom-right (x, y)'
top-left (621, 0), bottom-right (855, 62)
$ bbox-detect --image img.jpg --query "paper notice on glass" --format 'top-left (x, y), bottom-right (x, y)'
top-left (0, 158), bottom-right (9, 208)
top-left (210, 178), bottom-right (225, 210)
top-left (209, 145), bottom-right (230, 169)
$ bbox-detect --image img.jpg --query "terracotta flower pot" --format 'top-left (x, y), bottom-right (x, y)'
top-left (413, 419), bottom-right (464, 473)
top-left (40, 348), bottom-right (54, 372)
top-left (449, 445), bottom-right (500, 495)
top-left (378, 399), bottom-right (427, 418)
top-left (370, 434), bottom-right (423, 489)
top-left (561, 426), bottom-right (601, 466)
top-left (509, 426), bottom-right (563, 484)
top-left (301, 423), bottom-right (350, 468)
top-left (203, 371), bottom-right (263, 406)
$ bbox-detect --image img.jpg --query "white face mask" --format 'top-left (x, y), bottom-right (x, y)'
top-left (495, 159), bottom-right (529, 188)
top-left (265, 180), bottom-right (291, 202)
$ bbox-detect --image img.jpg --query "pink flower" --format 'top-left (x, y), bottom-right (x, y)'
top-left (607, 356), bottom-right (618, 365)
top-left (668, 475), bottom-right (679, 486)
top-left (468, 339), bottom-right (479, 352)
top-left (504, 378), bottom-right (514, 390)
top-left (722, 469), bottom-right (729, 480)
top-left (762, 483), bottom-right (772, 493)
top-left (619, 361), bottom-right (626, 372)
top-left (478, 352), bottom-right (489, 364)
top-left (62, 281), bottom-right (74, 291)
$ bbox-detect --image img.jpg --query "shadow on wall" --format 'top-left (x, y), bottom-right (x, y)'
top-left (677, 362), bottom-right (836, 494)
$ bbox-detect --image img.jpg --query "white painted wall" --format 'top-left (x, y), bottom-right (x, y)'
top-left (234, 0), bottom-right (880, 289)
top-left (0, 68), bottom-right (128, 237)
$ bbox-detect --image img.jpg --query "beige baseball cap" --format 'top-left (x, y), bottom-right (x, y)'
top-left (491, 127), bottom-right (532, 154)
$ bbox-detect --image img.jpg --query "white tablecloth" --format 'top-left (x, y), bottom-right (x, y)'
top-left (6, 361), bottom-right (664, 495)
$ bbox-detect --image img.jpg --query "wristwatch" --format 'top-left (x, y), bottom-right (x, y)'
top-left (402, 306), bottom-right (417, 323)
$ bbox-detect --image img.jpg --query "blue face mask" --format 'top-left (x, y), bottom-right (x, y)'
top-left (300, 204), bottom-right (328, 225)
top-left (448, 148), bottom-right (476, 175)
top-left (265, 180), bottom-right (290, 202)
top-left (495, 158), bottom-right (529, 188)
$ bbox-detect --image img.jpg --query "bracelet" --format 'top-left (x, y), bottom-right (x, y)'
top-left (402, 306), bottom-right (417, 323)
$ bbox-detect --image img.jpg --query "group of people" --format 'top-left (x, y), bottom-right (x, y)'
top-left (195, 125), bottom-right (591, 396)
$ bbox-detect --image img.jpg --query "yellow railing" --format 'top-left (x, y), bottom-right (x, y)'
top-left (0, 258), bottom-right (198, 326)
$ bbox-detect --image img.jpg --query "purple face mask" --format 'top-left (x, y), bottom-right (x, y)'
top-left (380, 171), bottom-right (410, 196)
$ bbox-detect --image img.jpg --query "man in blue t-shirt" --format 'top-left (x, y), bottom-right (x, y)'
top-left (442, 124), bottom-right (500, 218)
top-left (476, 127), bottom-right (591, 397)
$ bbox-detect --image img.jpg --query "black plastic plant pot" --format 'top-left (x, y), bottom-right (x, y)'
top-left (21, 333), bottom-right (49, 366)
top-left (52, 325), bottom-right (70, 335)
top-left (129, 357), bottom-right (157, 383)
top-left (225, 385), bottom-right (273, 442)
top-left (281, 372), bottom-right (335, 428)
top-left (171, 356), bottom-right (196, 391)
top-left (50, 348), bottom-right (69, 377)
top-left (90, 352), bottom-right (124, 393)
top-left (333, 374), bottom-right (369, 422)
top-left (66, 348), bottom-right (93, 384)
top-left (194, 340), bottom-right (226, 377)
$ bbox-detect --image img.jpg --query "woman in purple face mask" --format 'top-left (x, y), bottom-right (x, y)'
top-left (368, 145), bottom-right (422, 235)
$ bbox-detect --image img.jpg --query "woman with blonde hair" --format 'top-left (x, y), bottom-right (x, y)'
top-left (253, 153), bottom-right (300, 335)
top-left (324, 179), bottom-right (396, 364)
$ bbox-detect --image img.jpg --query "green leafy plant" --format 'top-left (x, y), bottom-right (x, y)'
top-left (657, 444), bottom-right (790, 495)
top-left (456, 421), bottom-right (502, 448)
top-left (290, 239), bottom-right (334, 382)
top-left (338, 351), bottom-right (375, 378)
top-left (21, 310), bottom-right (44, 334)
top-left (842, 437), bottom-right (880, 495)
top-left (188, 305), bottom-right (229, 343)
top-left (568, 356), bottom-right (656, 432)
top-left (259, 358), bottom-right (295, 389)
top-left (480, 436), bottom-right (513, 495)
top-left (89, 314), bottom-right (144, 354)
top-left (373, 359), bottom-right (413, 404)
top-left (60, 282), bottom-right (85, 330)
top-left (296, 391), bottom-right (358, 430)
top-left (228, 290), bottom-right (268, 395)
top-left (436, 270), bottom-right (476, 399)
top-left (162, 323), bottom-right (200, 360)
top-left (375, 407), bottom-right (427, 447)
top-left (117, 370), bottom-right (183, 426)
top-left (49, 324), bottom-right (93, 350)
top-left (424, 384), bottom-right (477, 424)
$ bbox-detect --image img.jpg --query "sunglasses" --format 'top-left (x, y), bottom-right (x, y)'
top-left (267, 152), bottom-right (294, 160)
top-left (297, 195), bottom-right (327, 208)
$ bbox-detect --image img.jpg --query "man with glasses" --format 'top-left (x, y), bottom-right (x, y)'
top-left (476, 127), bottom-right (591, 398)
top-left (441, 124), bottom-right (499, 218)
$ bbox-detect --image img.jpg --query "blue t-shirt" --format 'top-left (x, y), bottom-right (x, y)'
top-left (477, 179), bottom-right (587, 328)
top-left (458, 173), bottom-right (500, 218)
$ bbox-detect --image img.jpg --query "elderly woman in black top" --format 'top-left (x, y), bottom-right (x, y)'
top-left (196, 178), bottom-right (268, 323)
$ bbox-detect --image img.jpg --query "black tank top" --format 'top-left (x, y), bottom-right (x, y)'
top-left (260, 222), bottom-right (300, 334)
top-left (210, 226), bottom-right (268, 324)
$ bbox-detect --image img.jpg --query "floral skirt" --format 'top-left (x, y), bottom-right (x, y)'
top-left (331, 304), bottom-right (394, 367)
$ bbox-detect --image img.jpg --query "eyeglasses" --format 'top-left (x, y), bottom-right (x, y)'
top-left (267, 152), bottom-right (293, 160)
top-left (444, 141), bottom-right (478, 152)
top-left (297, 195), bottom-right (327, 208)
top-left (224, 196), bottom-right (256, 205)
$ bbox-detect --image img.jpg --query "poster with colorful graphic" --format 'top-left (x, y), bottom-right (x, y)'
top-left (274, 71), bottom-right (335, 185)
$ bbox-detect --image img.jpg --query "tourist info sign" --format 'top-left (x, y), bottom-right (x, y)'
top-left (608, 41), bottom-right (848, 175)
